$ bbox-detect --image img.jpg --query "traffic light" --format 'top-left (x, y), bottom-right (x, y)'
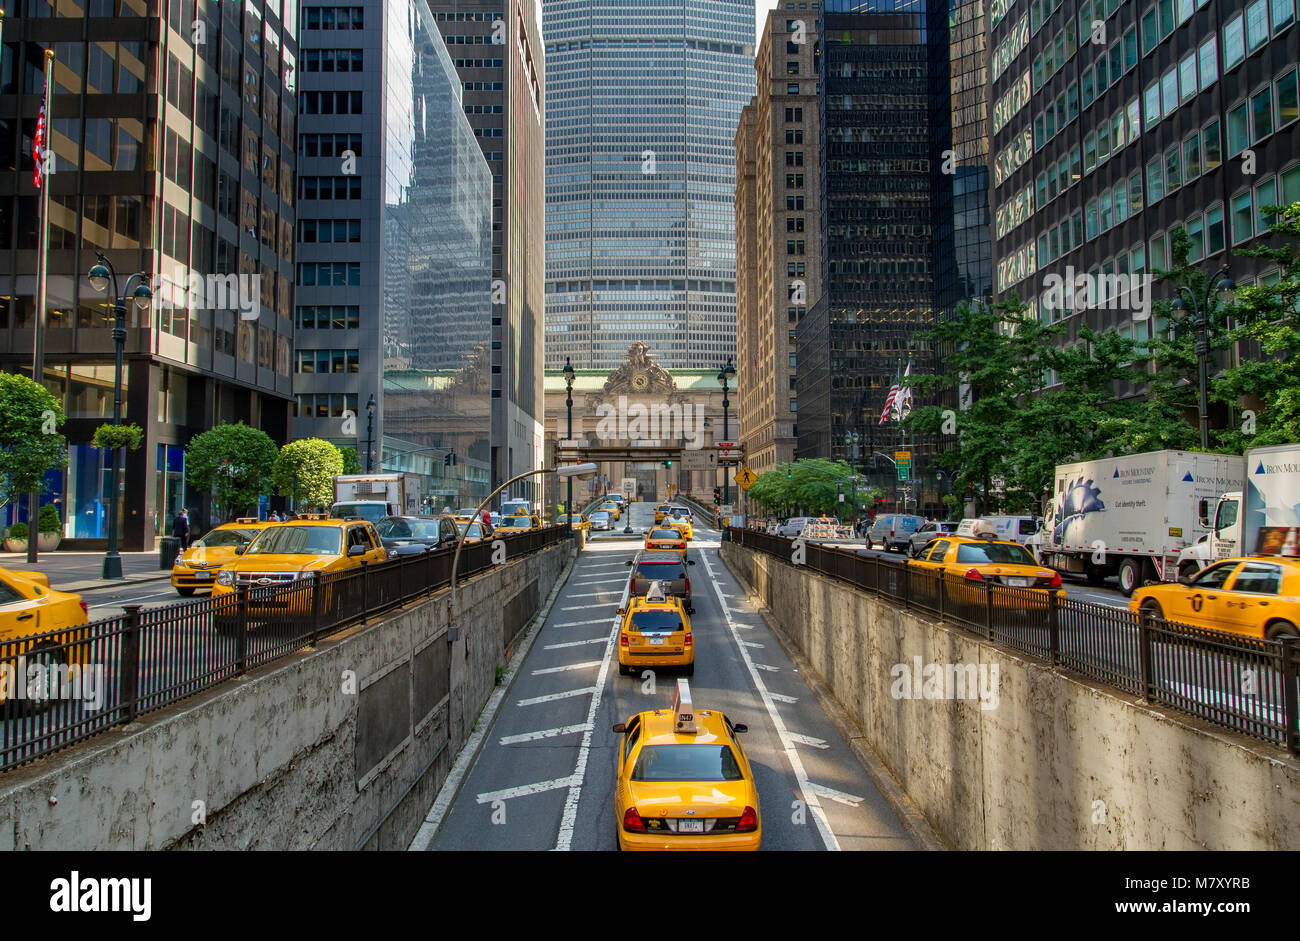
top-left (664, 459), bottom-right (673, 468)
top-left (713, 487), bottom-right (721, 505)
top-left (444, 452), bottom-right (456, 467)
top-left (786, 465), bottom-right (792, 479)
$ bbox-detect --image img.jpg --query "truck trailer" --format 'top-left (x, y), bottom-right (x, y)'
top-left (1036, 450), bottom-right (1244, 595)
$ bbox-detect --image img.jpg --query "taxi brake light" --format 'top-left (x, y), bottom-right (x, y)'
top-left (964, 568), bottom-right (984, 581)
top-left (623, 807), bottom-right (647, 832)
top-left (620, 633), bottom-right (629, 647)
top-left (79, 601), bottom-right (88, 616)
top-left (1048, 571), bottom-right (1062, 588)
top-left (684, 633), bottom-right (692, 646)
top-left (736, 806), bottom-right (758, 832)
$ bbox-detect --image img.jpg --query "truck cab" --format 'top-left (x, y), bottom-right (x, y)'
top-left (1207, 490), bottom-right (1242, 560)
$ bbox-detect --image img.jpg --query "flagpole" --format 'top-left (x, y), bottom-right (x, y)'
top-left (27, 48), bottom-right (54, 564)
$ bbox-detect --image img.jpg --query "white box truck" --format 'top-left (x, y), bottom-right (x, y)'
top-left (332, 473), bottom-right (421, 522)
top-left (1036, 450), bottom-right (1244, 595)
top-left (1205, 443), bottom-right (1300, 561)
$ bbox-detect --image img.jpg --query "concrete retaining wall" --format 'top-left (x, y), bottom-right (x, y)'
top-left (0, 541), bottom-right (575, 851)
top-left (723, 541), bottom-right (1300, 850)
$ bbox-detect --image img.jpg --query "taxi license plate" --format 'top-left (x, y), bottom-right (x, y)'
top-left (194, 572), bottom-right (211, 581)
top-left (677, 819), bottom-right (704, 833)
top-left (1006, 577), bottom-right (1030, 587)
top-left (647, 637), bottom-right (665, 645)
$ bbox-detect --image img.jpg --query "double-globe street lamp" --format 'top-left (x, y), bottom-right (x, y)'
top-left (87, 253), bottom-right (152, 579)
top-left (563, 356), bottom-right (576, 522)
top-left (717, 358), bottom-right (736, 508)
top-left (1169, 264), bottom-right (1236, 450)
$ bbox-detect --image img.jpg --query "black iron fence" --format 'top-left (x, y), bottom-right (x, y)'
top-left (728, 528), bottom-right (1300, 754)
top-left (0, 525), bottom-right (572, 773)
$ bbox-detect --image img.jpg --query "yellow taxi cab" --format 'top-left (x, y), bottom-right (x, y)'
top-left (171, 518), bottom-right (270, 596)
top-left (597, 500), bottom-right (621, 522)
top-left (1130, 555), bottom-right (1300, 640)
top-left (910, 524), bottom-right (1064, 609)
top-left (455, 520), bottom-right (490, 544)
top-left (664, 516), bottom-right (694, 541)
top-left (617, 582), bottom-right (693, 676)
top-left (0, 567), bottom-right (90, 707)
top-left (559, 514), bottom-right (589, 532)
top-left (495, 513), bottom-right (542, 534)
top-left (645, 525), bottom-right (688, 555)
top-left (211, 515), bottom-right (387, 633)
top-left (654, 503), bottom-right (673, 524)
top-left (612, 679), bottom-right (760, 851)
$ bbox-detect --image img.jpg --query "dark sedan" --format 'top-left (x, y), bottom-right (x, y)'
top-left (375, 515), bottom-right (460, 556)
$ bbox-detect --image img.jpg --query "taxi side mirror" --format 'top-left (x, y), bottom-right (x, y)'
top-left (625, 560), bottom-right (633, 566)
top-left (612, 722), bottom-right (626, 734)
top-left (234, 545), bottom-right (246, 555)
top-left (732, 724), bottom-right (748, 734)
top-left (348, 544), bottom-right (367, 556)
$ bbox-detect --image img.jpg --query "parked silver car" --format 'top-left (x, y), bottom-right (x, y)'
top-left (589, 511), bottom-right (612, 531)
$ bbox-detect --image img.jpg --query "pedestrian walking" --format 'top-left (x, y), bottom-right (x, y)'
top-left (173, 507), bottom-right (190, 548)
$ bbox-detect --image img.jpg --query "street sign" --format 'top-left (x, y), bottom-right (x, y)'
top-left (733, 465), bottom-right (757, 490)
top-left (559, 439), bottom-right (589, 449)
top-left (621, 477), bottom-right (636, 499)
top-left (894, 449), bottom-right (911, 467)
top-left (898, 466), bottom-right (909, 481)
top-left (680, 449), bottom-right (717, 472)
top-left (719, 504), bottom-right (735, 516)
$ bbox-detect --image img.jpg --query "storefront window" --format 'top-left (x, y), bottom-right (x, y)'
top-left (154, 444), bottom-right (186, 537)
top-left (67, 362), bottom-right (129, 420)
top-left (67, 443), bottom-right (123, 539)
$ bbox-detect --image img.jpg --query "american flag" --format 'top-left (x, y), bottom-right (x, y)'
top-left (878, 369), bottom-right (901, 425)
top-left (33, 99), bottom-right (46, 189)
top-left (894, 360), bottom-right (914, 420)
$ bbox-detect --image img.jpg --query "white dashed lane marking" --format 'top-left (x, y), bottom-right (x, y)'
top-left (516, 688), bottom-right (597, 707)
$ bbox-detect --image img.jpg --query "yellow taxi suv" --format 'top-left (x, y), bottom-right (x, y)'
top-left (618, 582), bottom-right (693, 676)
top-left (910, 525), bottom-right (1065, 610)
top-left (1130, 556), bottom-right (1300, 640)
top-left (495, 513), bottom-right (541, 534)
top-left (559, 514), bottom-right (589, 532)
top-left (0, 567), bottom-right (90, 709)
top-left (211, 515), bottom-right (387, 634)
top-left (171, 518), bottom-right (269, 596)
top-left (664, 516), bottom-right (694, 541)
top-left (654, 503), bottom-right (673, 524)
top-left (612, 679), bottom-right (760, 851)
top-left (645, 526), bottom-right (688, 555)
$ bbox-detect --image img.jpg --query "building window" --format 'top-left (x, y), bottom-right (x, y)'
top-left (1227, 102), bottom-right (1250, 155)
top-left (1231, 191), bottom-right (1254, 243)
top-left (1252, 86), bottom-right (1275, 142)
top-left (1203, 118), bottom-right (1222, 169)
top-left (1206, 204), bottom-right (1226, 255)
top-left (1223, 14), bottom-right (1246, 70)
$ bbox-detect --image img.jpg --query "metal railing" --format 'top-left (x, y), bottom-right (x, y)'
top-left (728, 527), bottom-right (1300, 754)
top-left (0, 524), bottom-right (572, 773)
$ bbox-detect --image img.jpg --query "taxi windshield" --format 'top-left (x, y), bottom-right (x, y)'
top-left (247, 525), bottom-right (342, 556)
top-left (955, 542), bottom-right (1035, 565)
top-left (631, 744), bottom-right (743, 782)
top-left (458, 523), bottom-right (484, 538)
top-left (629, 610), bottom-right (682, 632)
top-left (498, 517), bottom-right (531, 528)
top-left (196, 529), bottom-right (254, 549)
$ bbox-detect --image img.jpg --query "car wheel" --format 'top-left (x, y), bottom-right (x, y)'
top-left (1266, 620), bottom-right (1299, 640)
top-left (176, 586), bottom-right (196, 597)
top-left (1138, 599), bottom-right (1164, 622)
top-left (1117, 558), bottom-right (1144, 596)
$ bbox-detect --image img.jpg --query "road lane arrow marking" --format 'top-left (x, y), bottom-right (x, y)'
top-left (789, 732), bottom-right (830, 749)
top-left (808, 783), bottom-right (864, 807)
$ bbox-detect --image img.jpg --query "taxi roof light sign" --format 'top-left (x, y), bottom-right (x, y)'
top-left (645, 580), bottom-right (668, 603)
top-left (672, 678), bottom-right (697, 734)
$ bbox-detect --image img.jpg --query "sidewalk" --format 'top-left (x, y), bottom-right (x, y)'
top-left (0, 550), bottom-right (172, 594)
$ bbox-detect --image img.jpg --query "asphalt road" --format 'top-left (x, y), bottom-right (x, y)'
top-left (83, 579), bottom-right (199, 619)
top-left (425, 502), bottom-right (917, 851)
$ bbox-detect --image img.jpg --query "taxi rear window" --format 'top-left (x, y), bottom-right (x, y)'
top-left (635, 561), bottom-right (685, 580)
top-left (955, 542), bottom-right (1035, 565)
top-left (629, 611), bottom-right (682, 632)
top-left (631, 745), bottom-right (743, 782)
top-left (649, 529), bottom-right (681, 540)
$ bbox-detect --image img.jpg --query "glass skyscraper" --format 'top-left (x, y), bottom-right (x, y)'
top-left (543, 0), bottom-right (755, 371)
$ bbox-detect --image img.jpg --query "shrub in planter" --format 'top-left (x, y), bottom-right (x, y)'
top-left (4, 522), bottom-right (28, 552)
top-left (38, 505), bottom-right (61, 533)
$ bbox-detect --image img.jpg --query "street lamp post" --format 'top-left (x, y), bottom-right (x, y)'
top-left (1170, 264), bottom-right (1236, 450)
top-left (717, 358), bottom-right (736, 508)
top-left (563, 357), bottom-right (575, 523)
top-left (87, 254), bottom-right (151, 579)
top-left (364, 393), bottom-right (376, 472)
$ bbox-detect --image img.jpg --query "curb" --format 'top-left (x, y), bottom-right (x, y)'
top-left (716, 545), bottom-right (948, 852)
top-left (57, 573), bottom-right (174, 594)
top-left (407, 542), bottom-right (582, 851)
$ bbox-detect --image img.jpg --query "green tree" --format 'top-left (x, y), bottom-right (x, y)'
top-left (906, 296), bottom-right (1058, 513)
top-left (1213, 200), bottom-right (1300, 449)
top-left (274, 438), bottom-right (344, 511)
top-left (1010, 325), bottom-right (1148, 510)
top-left (746, 459), bottom-right (880, 517)
top-left (340, 446), bottom-right (362, 475)
top-left (185, 422), bottom-right (277, 522)
top-left (0, 371), bottom-right (68, 513)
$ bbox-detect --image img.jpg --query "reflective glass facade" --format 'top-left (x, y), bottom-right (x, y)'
top-left (543, 0), bottom-right (755, 371)
top-left (295, 0), bottom-right (493, 507)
